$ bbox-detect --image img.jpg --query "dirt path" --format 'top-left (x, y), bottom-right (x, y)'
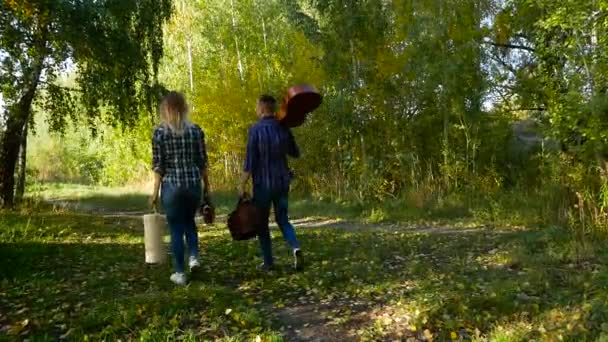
top-left (46, 198), bottom-right (489, 235)
top-left (45, 198), bottom-right (225, 222)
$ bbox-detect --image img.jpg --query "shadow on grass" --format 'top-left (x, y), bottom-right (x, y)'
top-left (2, 221), bottom-right (608, 341)
top-left (0, 241), bottom-right (276, 341)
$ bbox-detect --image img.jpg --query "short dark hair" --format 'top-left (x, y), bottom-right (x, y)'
top-left (258, 95), bottom-right (277, 113)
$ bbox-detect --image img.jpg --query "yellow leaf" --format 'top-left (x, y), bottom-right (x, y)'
top-left (423, 329), bottom-right (433, 339)
top-left (450, 331), bottom-right (458, 340)
top-left (8, 319), bottom-right (29, 336)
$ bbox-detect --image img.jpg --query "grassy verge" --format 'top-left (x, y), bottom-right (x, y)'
top-left (1, 184), bottom-right (608, 341)
top-left (26, 183), bottom-right (541, 227)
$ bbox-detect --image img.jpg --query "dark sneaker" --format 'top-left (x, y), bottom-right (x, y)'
top-left (293, 249), bottom-right (303, 271)
top-left (258, 263), bottom-right (274, 272)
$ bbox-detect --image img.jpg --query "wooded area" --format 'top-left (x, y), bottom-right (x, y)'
top-left (4, 0), bottom-right (608, 231)
top-left (3, 0), bottom-right (608, 340)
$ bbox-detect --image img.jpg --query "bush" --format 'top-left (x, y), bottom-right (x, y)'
top-left (27, 113), bottom-right (153, 187)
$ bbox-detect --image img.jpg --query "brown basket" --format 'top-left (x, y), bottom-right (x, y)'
top-left (277, 84), bottom-right (323, 128)
top-left (227, 196), bottom-right (262, 241)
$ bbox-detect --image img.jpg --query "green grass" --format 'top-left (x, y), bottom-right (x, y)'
top-left (2, 184), bottom-right (608, 341)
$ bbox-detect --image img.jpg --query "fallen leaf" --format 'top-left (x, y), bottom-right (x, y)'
top-left (60, 328), bottom-right (74, 340)
top-left (8, 319), bottom-right (29, 336)
top-left (423, 329), bottom-right (433, 339)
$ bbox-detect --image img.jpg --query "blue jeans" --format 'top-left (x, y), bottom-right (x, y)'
top-left (161, 182), bottom-right (201, 273)
top-left (253, 185), bottom-right (300, 266)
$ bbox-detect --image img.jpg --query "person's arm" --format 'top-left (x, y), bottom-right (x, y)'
top-left (238, 171), bottom-right (251, 198)
top-left (151, 172), bottom-right (162, 208)
top-left (239, 128), bottom-right (255, 197)
top-left (286, 128), bottom-right (300, 158)
top-left (150, 129), bottom-right (165, 208)
top-left (202, 168), bottom-right (210, 198)
top-left (198, 127), bottom-right (211, 198)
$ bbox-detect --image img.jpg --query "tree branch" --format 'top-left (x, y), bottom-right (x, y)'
top-left (508, 107), bottom-right (546, 112)
top-left (488, 53), bottom-right (518, 75)
top-left (482, 40), bottom-right (536, 53)
top-left (40, 81), bottom-right (83, 93)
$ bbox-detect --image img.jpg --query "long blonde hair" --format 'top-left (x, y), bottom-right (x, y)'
top-left (159, 91), bottom-right (189, 134)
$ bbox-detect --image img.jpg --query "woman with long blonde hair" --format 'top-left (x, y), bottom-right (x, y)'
top-left (150, 91), bottom-right (210, 285)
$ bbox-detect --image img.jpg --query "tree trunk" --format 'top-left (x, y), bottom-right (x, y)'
top-left (187, 39), bottom-right (194, 92)
top-left (262, 18), bottom-right (271, 81)
top-left (0, 116), bottom-right (28, 207)
top-left (229, 0), bottom-right (244, 82)
top-left (15, 122), bottom-right (28, 203)
top-left (0, 59), bottom-right (43, 208)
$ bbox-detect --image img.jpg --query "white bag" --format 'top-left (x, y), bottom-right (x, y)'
top-left (142, 212), bottom-right (167, 264)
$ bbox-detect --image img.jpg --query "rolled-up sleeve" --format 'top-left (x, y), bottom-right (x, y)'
top-left (244, 127), bottom-right (256, 173)
top-left (152, 128), bottom-right (165, 176)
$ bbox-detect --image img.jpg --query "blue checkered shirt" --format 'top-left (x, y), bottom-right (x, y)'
top-left (244, 117), bottom-right (300, 192)
top-left (152, 122), bottom-right (207, 187)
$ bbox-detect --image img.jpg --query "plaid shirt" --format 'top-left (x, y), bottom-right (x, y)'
top-left (244, 116), bottom-right (300, 192)
top-left (152, 122), bottom-right (207, 187)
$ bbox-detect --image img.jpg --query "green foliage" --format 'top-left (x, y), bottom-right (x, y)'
top-left (98, 118), bottom-right (154, 187)
top-left (0, 0), bottom-right (173, 206)
top-left (157, 0), bottom-right (325, 189)
top-left (27, 113), bottom-right (152, 186)
top-left (0, 0), bottom-right (171, 125)
top-left (20, 0), bottom-right (608, 232)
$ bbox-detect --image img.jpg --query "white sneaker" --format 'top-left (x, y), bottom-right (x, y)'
top-left (188, 256), bottom-right (200, 271)
top-left (170, 272), bottom-right (187, 285)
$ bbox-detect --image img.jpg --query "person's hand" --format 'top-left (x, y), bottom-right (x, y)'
top-left (203, 191), bottom-right (212, 207)
top-left (238, 183), bottom-right (249, 199)
top-left (149, 194), bottom-right (159, 209)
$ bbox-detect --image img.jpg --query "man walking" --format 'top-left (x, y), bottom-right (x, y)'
top-left (239, 95), bottom-right (302, 271)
